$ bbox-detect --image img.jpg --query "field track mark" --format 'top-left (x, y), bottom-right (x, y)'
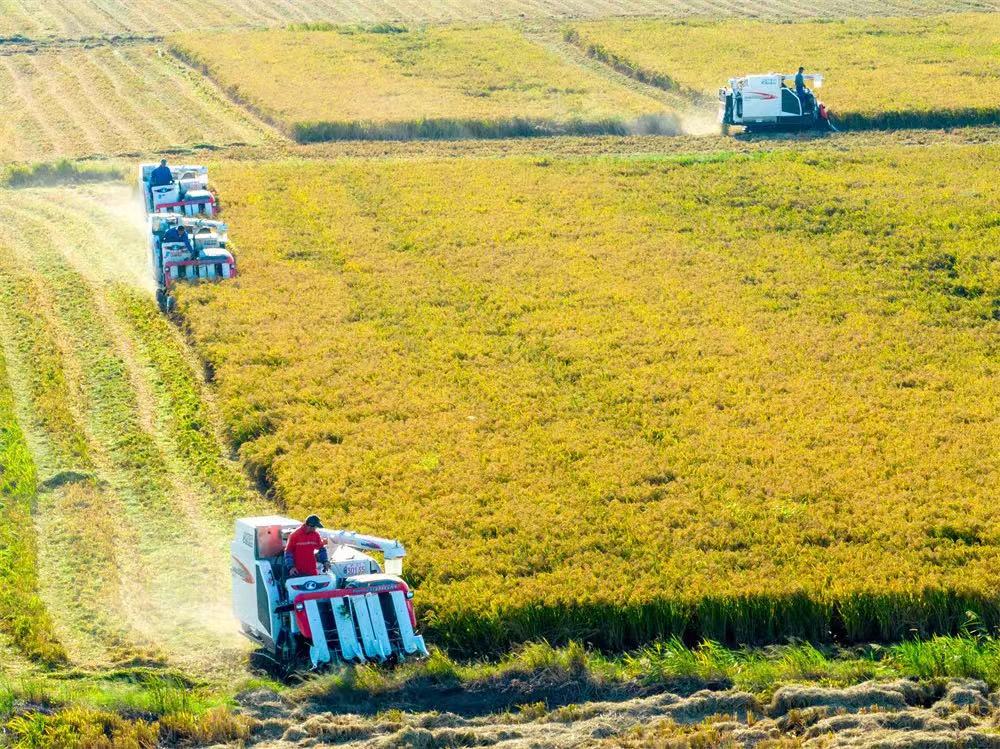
top-left (55, 52), bottom-right (140, 154)
top-left (0, 207), bottom-right (159, 666)
top-left (22, 53), bottom-right (105, 157)
top-left (2, 199), bottom-right (211, 669)
top-left (1, 0), bottom-right (68, 37)
top-left (0, 56), bottom-right (65, 160)
top-left (29, 0), bottom-right (90, 38)
top-left (87, 0), bottom-right (149, 35)
top-left (3, 0), bottom-right (999, 38)
top-left (137, 47), bottom-right (226, 140)
top-left (127, 44), bottom-right (274, 151)
top-left (12, 188), bottom-right (253, 675)
top-left (38, 189), bottom-right (256, 502)
top-left (0, 217), bottom-right (154, 667)
top-left (62, 0), bottom-right (126, 35)
top-left (524, 24), bottom-right (697, 121)
top-left (97, 48), bottom-right (178, 148)
top-left (162, 47), bottom-right (287, 145)
top-left (0, 44), bottom-right (271, 161)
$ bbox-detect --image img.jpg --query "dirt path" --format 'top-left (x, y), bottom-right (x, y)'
top-left (0, 185), bottom-right (261, 678)
top-left (240, 677), bottom-right (1000, 747)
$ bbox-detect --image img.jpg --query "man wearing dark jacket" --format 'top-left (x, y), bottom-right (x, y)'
top-left (150, 159), bottom-right (173, 187)
top-left (284, 515), bottom-right (329, 577)
top-left (162, 224), bottom-right (193, 253)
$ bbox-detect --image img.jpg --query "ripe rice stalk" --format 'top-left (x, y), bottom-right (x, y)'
top-left (174, 142), bottom-right (999, 653)
top-left (565, 12), bottom-right (1000, 129)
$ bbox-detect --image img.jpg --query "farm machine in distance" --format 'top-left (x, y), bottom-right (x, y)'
top-left (139, 163), bottom-right (216, 217)
top-left (719, 73), bottom-right (833, 132)
top-left (231, 516), bottom-right (429, 673)
top-left (139, 163), bottom-right (236, 312)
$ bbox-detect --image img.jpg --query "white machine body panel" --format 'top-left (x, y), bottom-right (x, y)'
top-left (232, 517), bottom-right (429, 668)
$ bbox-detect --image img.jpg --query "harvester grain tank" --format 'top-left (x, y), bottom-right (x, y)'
top-left (719, 73), bottom-right (833, 132)
top-left (231, 516), bottom-right (429, 672)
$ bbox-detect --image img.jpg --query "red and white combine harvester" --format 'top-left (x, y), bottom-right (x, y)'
top-left (719, 73), bottom-right (833, 132)
top-left (148, 215), bottom-right (235, 312)
top-left (139, 163), bottom-right (217, 217)
top-left (232, 516), bottom-right (429, 672)
top-left (139, 163), bottom-right (236, 312)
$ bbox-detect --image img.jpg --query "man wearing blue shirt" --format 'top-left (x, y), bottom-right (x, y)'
top-left (162, 224), bottom-right (193, 254)
top-left (150, 159), bottom-right (173, 188)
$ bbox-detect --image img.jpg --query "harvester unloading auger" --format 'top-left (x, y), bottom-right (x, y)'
top-left (139, 163), bottom-right (236, 312)
top-left (232, 517), bottom-right (429, 673)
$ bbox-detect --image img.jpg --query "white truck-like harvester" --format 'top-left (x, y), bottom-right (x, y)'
top-left (139, 164), bottom-right (236, 312)
top-left (719, 73), bottom-right (833, 132)
top-left (148, 214), bottom-right (235, 312)
top-left (232, 517), bottom-right (429, 673)
top-left (139, 163), bottom-right (217, 217)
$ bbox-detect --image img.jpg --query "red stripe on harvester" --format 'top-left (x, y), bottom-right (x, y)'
top-left (156, 196), bottom-right (216, 209)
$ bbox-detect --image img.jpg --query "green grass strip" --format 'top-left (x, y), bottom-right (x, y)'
top-left (109, 286), bottom-right (260, 514)
top-left (0, 346), bottom-right (66, 666)
top-left (291, 115), bottom-right (680, 143)
top-left (1, 160), bottom-right (125, 190)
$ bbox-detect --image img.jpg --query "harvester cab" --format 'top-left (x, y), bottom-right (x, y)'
top-left (139, 163), bottom-right (216, 217)
top-left (719, 73), bottom-right (832, 132)
top-left (231, 516), bottom-right (429, 672)
top-left (149, 214), bottom-right (235, 311)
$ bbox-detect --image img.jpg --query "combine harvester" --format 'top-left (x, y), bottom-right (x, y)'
top-left (139, 163), bottom-right (235, 311)
top-left (232, 517), bottom-right (429, 673)
top-left (719, 72), bottom-right (834, 133)
top-left (139, 163), bottom-right (217, 217)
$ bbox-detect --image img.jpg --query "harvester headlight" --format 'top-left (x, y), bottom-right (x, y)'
top-left (406, 591), bottom-right (414, 600)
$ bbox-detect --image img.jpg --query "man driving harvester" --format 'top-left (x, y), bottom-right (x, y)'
top-left (284, 514), bottom-right (328, 577)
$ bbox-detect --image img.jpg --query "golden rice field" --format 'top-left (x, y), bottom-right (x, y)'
top-left (1, 0), bottom-right (995, 38)
top-left (177, 141), bottom-right (1000, 653)
top-left (566, 12), bottom-right (1000, 129)
top-left (0, 45), bottom-right (270, 162)
top-left (170, 26), bottom-right (674, 141)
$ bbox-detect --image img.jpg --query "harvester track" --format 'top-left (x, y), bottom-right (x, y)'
top-left (0, 186), bottom-right (262, 676)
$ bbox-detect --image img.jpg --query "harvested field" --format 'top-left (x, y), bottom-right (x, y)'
top-left (176, 140), bottom-right (1000, 654)
top-left (170, 26), bottom-right (674, 142)
top-left (566, 12), bottom-right (1000, 129)
top-left (243, 677), bottom-right (1000, 747)
top-left (0, 184), bottom-right (263, 674)
top-left (0, 45), bottom-right (271, 162)
top-left (1, 0), bottom-right (996, 38)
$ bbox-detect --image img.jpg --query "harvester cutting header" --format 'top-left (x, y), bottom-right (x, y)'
top-left (232, 516), bottom-right (429, 672)
top-left (139, 161), bottom-right (236, 311)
